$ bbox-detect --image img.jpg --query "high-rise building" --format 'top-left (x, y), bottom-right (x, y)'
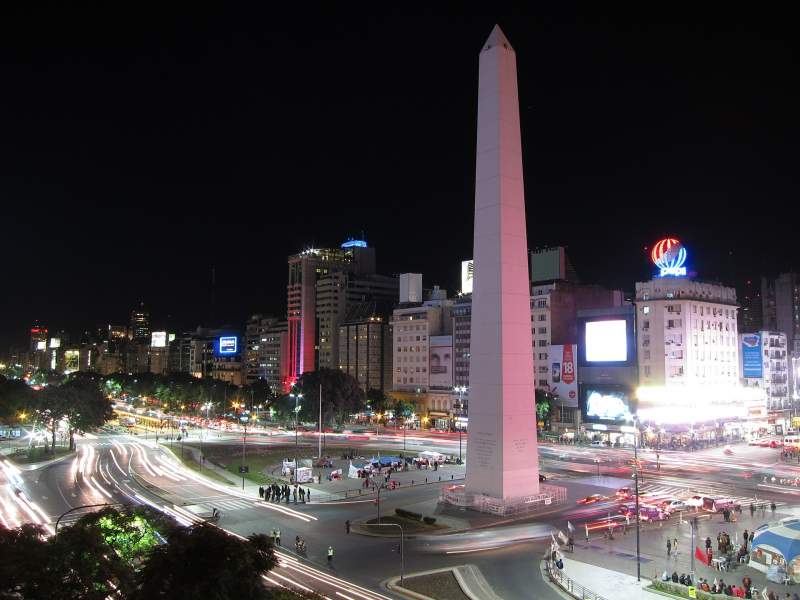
top-left (530, 246), bottom-right (579, 284)
top-left (391, 289), bottom-right (452, 393)
top-left (738, 278), bottom-right (763, 333)
top-left (185, 327), bottom-right (243, 385)
top-left (244, 315), bottom-right (289, 392)
top-left (739, 331), bottom-right (789, 413)
top-left (108, 324), bottom-right (128, 341)
top-left (763, 273), bottom-right (800, 354)
top-left (316, 272), bottom-right (398, 371)
top-left (635, 277), bottom-right (739, 388)
top-left (286, 240), bottom-right (383, 382)
top-left (129, 303), bottom-right (150, 343)
top-left (338, 301), bottom-right (393, 393)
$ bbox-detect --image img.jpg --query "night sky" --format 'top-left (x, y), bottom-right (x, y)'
top-left (2, 6), bottom-right (798, 349)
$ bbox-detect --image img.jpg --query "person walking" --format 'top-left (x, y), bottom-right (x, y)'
top-left (673, 537), bottom-right (678, 558)
top-left (327, 545), bottom-right (335, 565)
top-left (293, 487), bottom-right (298, 503)
top-left (771, 501), bottom-right (777, 515)
top-left (567, 535), bottom-right (574, 552)
top-left (743, 529), bottom-right (749, 550)
top-left (300, 487), bottom-right (305, 502)
top-left (275, 529), bottom-right (281, 546)
top-left (750, 502), bottom-right (755, 517)
top-left (258, 486), bottom-right (264, 499)
top-left (306, 488), bottom-right (311, 501)
top-left (667, 538), bottom-right (672, 557)
top-left (345, 519), bottom-right (351, 534)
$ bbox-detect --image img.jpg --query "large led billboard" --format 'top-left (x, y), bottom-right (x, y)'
top-left (36, 341), bottom-right (46, 351)
top-left (585, 320), bottom-right (627, 362)
top-left (151, 331), bottom-right (167, 348)
top-left (741, 334), bottom-right (763, 378)
top-left (578, 313), bottom-right (636, 368)
top-left (219, 336), bottom-right (238, 355)
top-left (580, 384), bottom-right (635, 424)
top-left (49, 338), bottom-right (61, 349)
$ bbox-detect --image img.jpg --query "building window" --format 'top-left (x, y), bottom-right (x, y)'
top-left (537, 340), bottom-right (548, 347)
top-left (642, 306), bottom-right (650, 315)
top-left (538, 379), bottom-right (548, 387)
top-left (644, 366), bottom-right (651, 377)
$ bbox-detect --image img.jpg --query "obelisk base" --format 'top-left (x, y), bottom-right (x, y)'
top-left (441, 483), bottom-right (567, 517)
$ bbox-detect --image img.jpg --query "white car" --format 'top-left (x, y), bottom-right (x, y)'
top-left (591, 440), bottom-right (605, 447)
top-left (685, 495), bottom-right (706, 509)
top-left (661, 499), bottom-right (688, 513)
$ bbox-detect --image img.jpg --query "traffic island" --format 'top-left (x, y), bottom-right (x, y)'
top-left (359, 513), bottom-right (445, 536)
top-left (386, 565), bottom-right (502, 600)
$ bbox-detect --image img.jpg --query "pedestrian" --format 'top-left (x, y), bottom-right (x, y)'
top-left (750, 502), bottom-right (755, 517)
top-left (300, 487), bottom-right (305, 502)
top-left (673, 537), bottom-right (678, 557)
top-left (327, 545), bottom-right (335, 565)
top-left (706, 536), bottom-right (712, 550)
top-left (258, 486), bottom-right (264, 498)
top-left (771, 501), bottom-right (776, 515)
top-left (293, 488), bottom-right (297, 503)
top-left (743, 529), bottom-right (749, 549)
top-left (307, 488), bottom-right (310, 501)
top-left (275, 529), bottom-right (281, 546)
top-left (345, 519), bottom-right (351, 534)
top-left (667, 538), bottom-right (672, 557)
top-left (567, 535), bottom-right (574, 552)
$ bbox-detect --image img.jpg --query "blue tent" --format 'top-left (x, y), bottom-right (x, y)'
top-left (371, 456), bottom-right (401, 466)
top-left (752, 520), bottom-right (800, 562)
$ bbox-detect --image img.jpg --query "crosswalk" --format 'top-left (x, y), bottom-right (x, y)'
top-left (198, 497), bottom-right (255, 512)
top-left (638, 482), bottom-right (786, 508)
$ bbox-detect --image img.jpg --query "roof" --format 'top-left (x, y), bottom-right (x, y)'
top-left (753, 520), bottom-right (800, 561)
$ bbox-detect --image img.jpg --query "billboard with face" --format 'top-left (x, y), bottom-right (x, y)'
top-left (429, 336), bottom-right (453, 389)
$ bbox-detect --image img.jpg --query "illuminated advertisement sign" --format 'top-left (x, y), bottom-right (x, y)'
top-left (219, 336), bottom-right (238, 355)
top-left (341, 239), bottom-right (367, 249)
top-left (168, 333), bottom-right (176, 343)
top-left (580, 384), bottom-right (635, 424)
top-left (151, 331), bottom-right (167, 348)
top-left (461, 260), bottom-right (474, 294)
top-left (64, 350), bottom-right (79, 374)
top-left (36, 341), bottom-right (46, 351)
top-left (651, 237), bottom-right (687, 277)
top-left (742, 333), bottom-right (763, 378)
top-left (49, 338), bottom-right (61, 349)
top-left (585, 320), bottom-right (627, 362)
top-left (549, 344), bottom-right (578, 406)
top-left (429, 336), bottom-right (453, 388)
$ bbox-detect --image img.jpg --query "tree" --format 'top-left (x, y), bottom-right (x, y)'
top-left (535, 389), bottom-right (552, 423)
top-left (292, 369), bottom-right (366, 426)
top-left (0, 376), bottom-right (33, 424)
top-left (40, 379), bottom-right (113, 450)
top-left (133, 524), bottom-right (277, 600)
top-left (0, 523), bottom-right (50, 598)
top-left (365, 388), bottom-right (389, 414)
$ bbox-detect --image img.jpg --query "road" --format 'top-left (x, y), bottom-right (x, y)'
top-left (2, 430), bottom-right (798, 599)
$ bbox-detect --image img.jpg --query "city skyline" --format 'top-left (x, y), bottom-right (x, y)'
top-left (2, 7), bottom-right (798, 347)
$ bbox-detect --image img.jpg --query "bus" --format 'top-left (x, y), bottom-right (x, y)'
top-left (784, 434), bottom-right (800, 449)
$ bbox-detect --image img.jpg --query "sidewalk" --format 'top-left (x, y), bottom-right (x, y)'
top-left (556, 557), bottom-right (658, 600)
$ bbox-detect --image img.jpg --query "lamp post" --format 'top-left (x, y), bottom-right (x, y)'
top-left (368, 522), bottom-right (405, 584)
top-left (241, 420), bottom-right (247, 490)
top-left (201, 402), bottom-right (212, 470)
top-left (630, 414), bottom-right (642, 582)
top-left (289, 391), bottom-right (303, 482)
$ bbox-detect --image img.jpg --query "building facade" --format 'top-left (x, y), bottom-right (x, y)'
top-left (286, 241), bottom-right (376, 382)
top-left (635, 278), bottom-right (739, 388)
top-left (740, 331), bottom-right (790, 412)
top-left (129, 303), bottom-right (150, 343)
top-left (337, 301), bottom-right (392, 393)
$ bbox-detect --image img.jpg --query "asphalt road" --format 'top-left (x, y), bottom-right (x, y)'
top-left (2, 431), bottom-right (798, 600)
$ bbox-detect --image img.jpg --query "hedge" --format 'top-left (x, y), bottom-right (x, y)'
top-left (395, 508), bottom-right (422, 521)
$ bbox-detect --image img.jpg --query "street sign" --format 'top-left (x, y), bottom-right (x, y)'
top-left (239, 466), bottom-right (249, 474)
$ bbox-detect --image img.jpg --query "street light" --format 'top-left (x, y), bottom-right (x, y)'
top-left (627, 413), bottom-right (642, 582)
top-left (200, 402), bottom-right (212, 470)
top-left (289, 391), bottom-right (303, 482)
top-left (368, 522), bottom-right (405, 583)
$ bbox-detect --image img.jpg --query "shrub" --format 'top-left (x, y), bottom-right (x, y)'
top-left (395, 508), bottom-right (422, 521)
top-left (422, 516), bottom-right (436, 525)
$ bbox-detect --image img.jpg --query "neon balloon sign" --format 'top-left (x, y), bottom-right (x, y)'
top-left (651, 238), bottom-right (687, 277)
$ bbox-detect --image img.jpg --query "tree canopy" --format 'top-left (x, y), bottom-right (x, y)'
top-left (0, 508), bottom-right (291, 600)
top-left (284, 368), bottom-right (366, 425)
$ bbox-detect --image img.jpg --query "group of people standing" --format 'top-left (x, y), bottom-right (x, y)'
top-left (259, 483), bottom-right (310, 503)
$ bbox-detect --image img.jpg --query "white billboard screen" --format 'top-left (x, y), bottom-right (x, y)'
top-left (585, 320), bottom-right (627, 362)
top-left (36, 341), bottom-right (46, 351)
top-left (151, 331), bottom-right (167, 348)
top-left (461, 260), bottom-right (473, 294)
top-left (49, 338), bottom-right (61, 349)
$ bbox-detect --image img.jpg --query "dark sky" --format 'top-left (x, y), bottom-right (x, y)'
top-left (1, 5), bottom-right (798, 348)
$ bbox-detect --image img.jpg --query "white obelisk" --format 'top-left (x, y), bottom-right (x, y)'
top-left (465, 25), bottom-right (540, 501)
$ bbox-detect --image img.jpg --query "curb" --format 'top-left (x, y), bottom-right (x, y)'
top-left (385, 564), bottom-right (497, 600)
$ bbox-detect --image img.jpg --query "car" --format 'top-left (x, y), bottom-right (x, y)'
top-left (576, 494), bottom-right (608, 505)
top-left (660, 499), bottom-right (688, 513)
top-left (591, 440), bottom-right (605, 447)
top-left (638, 505), bottom-right (670, 521)
top-left (539, 474), bottom-right (547, 482)
top-left (770, 440), bottom-right (782, 448)
top-left (685, 495), bottom-right (706, 508)
top-left (616, 487), bottom-right (633, 498)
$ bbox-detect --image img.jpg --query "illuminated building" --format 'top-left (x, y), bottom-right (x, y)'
top-left (244, 315), bottom-right (289, 392)
top-left (635, 242), bottom-right (740, 389)
top-left (286, 240), bottom-right (379, 381)
top-left (29, 324), bottom-right (48, 370)
top-left (180, 327), bottom-right (243, 385)
top-left (107, 324), bottom-right (128, 341)
top-left (129, 303), bottom-right (150, 343)
top-left (738, 279), bottom-right (763, 333)
top-left (337, 301), bottom-right (393, 393)
top-left (762, 274), bottom-right (800, 401)
top-left (739, 331), bottom-right (789, 415)
top-left (316, 272), bottom-right (398, 371)
top-left (391, 285), bottom-right (452, 394)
